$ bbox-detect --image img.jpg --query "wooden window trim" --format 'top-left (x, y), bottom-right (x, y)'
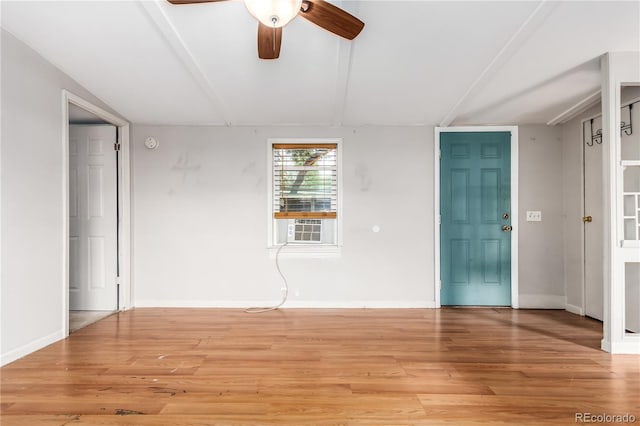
top-left (274, 212), bottom-right (337, 219)
top-left (273, 143), bottom-right (337, 150)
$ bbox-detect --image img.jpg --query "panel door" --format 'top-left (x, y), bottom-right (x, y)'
top-left (584, 118), bottom-right (604, 321)
top-left (440, 132), bottom-right (512, 306)
top-left (69, 125), bottom-right (117, 310)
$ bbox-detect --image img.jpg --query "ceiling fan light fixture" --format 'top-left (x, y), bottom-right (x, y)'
top-left (244, 0), bottom-right (302, 28)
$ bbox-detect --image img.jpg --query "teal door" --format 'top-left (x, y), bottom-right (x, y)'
top-left (440, 132), bottom-right (512, 306)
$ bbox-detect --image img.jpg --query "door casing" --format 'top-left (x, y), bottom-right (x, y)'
top-left (434, 126), bottom-right (519, 308)
top-left (62, 90), bottom-right (131, 336)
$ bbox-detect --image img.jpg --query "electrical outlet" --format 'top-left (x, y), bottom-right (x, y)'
top-left (526, 211), bottom-right (542, 222)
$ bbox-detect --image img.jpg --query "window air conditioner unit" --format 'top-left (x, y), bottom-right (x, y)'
top-left (287, 219), bottom-right (323, 243)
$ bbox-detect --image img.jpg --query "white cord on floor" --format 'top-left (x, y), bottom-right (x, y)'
top-left (245, 242), bottom-right (289, 313)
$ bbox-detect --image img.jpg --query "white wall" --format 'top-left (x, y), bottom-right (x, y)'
top-left (132, 125), bottom-right (436, 307)
top-left (518, 125), bottom-right (566, 308)
top-left (132, 124), bottom-right (566, 308)
top-left (1, 30), bottom-right (124, 365)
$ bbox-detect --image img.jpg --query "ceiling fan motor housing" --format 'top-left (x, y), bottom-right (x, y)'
top-left (244, 0), bottom-right (302, 28)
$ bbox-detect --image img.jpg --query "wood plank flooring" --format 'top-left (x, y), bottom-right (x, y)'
top-left (1, 308), bottom-right (639, 425)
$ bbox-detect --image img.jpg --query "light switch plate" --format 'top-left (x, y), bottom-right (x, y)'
top-left (526, 211), bottom-right (542, 222)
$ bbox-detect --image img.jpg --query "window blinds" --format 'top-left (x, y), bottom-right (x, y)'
top-left (273, 143), bottom-right (337, 219)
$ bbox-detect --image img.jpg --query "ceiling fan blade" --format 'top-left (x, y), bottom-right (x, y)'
top-left (167, 0), bottom-right (230, 4)
top-left (299, 0), bottom-right (364, 40)
top-left (257, 23), bottom-right (282, 59)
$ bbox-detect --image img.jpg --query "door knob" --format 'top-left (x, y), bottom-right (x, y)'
top-left (502, 225), bottom-right (513, 232)
top-left (582, 216), bottom-right (593, 223)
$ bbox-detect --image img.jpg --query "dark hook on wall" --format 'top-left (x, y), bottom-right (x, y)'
top-left (587, 100), bottom-right (636, 146)
top-left (588, 118), bottom-right (602, 146)
top-left (620, 103), bottom-right (633, 136)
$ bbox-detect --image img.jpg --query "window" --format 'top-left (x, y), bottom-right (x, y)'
top-left (268, 139), bottom-right (341, 248)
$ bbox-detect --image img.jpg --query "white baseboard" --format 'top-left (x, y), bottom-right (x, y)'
top-left (135, 300), bottom-right (437, 309)
top-left (565, 303), bottom-right (584, 316)
top-left (602, 336), bottom-right (640, 354)
top-left (0, 330), bottom-right (65, 367)
top-left (518, 294), bottom-right (565, 309)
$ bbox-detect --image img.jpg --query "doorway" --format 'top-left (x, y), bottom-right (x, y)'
top-left (63, 91), bottom-right (131, 334)
top-left (583, 91), bottom-right (640, 332)
top-left (434, 127), bottom-right (519, 308)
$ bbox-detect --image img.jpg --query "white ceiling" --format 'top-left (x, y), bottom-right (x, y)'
top-left (2, 1), bottom-right (639, 127)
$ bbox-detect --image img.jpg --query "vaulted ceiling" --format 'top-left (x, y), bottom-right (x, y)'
top-left (2, 1), bottom-right (639, 126)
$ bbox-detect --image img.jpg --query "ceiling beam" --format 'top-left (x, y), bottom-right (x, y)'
top-left (438, 0), bottom-right (557, 127)
top-left (331, 1), bottom-right (358, 126)
top-left (332, 38), bottom-right (353, 126)
top-left (546, 90), bottom-right (601, 125)
top-left (139, 0), bottom-right (231, 125)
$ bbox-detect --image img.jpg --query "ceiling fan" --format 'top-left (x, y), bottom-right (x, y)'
top-left (167, 0), bottom-right (365, 59)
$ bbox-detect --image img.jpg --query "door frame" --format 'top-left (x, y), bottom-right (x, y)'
top-left (434, 126), bottom-right (519, 308)
top-left (580, 95), bottom-right (640, 318)
top-left (61, 90), bottom-right (131, 336)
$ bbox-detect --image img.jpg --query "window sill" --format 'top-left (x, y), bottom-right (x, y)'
top-left (267, 244), bottom-right (341, 258)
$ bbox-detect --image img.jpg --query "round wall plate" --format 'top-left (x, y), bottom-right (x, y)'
top-left (144, 136), bottom-right (159, 149)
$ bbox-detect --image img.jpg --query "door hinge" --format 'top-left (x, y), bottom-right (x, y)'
top-left (114, 142), bottom-right (121, 151)
top-left (438, 214), bottom-right (441, 225)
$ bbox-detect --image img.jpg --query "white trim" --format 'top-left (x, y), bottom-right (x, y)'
top-left (268, 245), bottom-right (341, 258)
top-left (266, 138), bottom-right (343, 250)
top-left (434, 126), bottom-right (519, 308)
top-left (518, 294), bottom-right (565, 309)
top-left (135, 300), bottom-right (437, 309)
top-left (434, 128), bottom-right (441, 308)
top-left (547, 90), bottom-right (602, 126)
top-left (511, 127), bottom-right (520, 309)
top-left (601, 336), bottom-right (640, 354)
top-left (0, 330), bottom-right (65, 367)
top-left (565, 303), bottom-right (584, 316)
top-left (62, 90), bottom-right (131, 338)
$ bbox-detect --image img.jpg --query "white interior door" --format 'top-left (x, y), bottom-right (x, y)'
top-left (584, 117), bottom-right (604, 321)
top-left (69, 125), bottom-right (118, 311)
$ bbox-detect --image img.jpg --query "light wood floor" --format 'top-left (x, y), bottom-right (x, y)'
top-left (1, 308), bottom-right (639, 425)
